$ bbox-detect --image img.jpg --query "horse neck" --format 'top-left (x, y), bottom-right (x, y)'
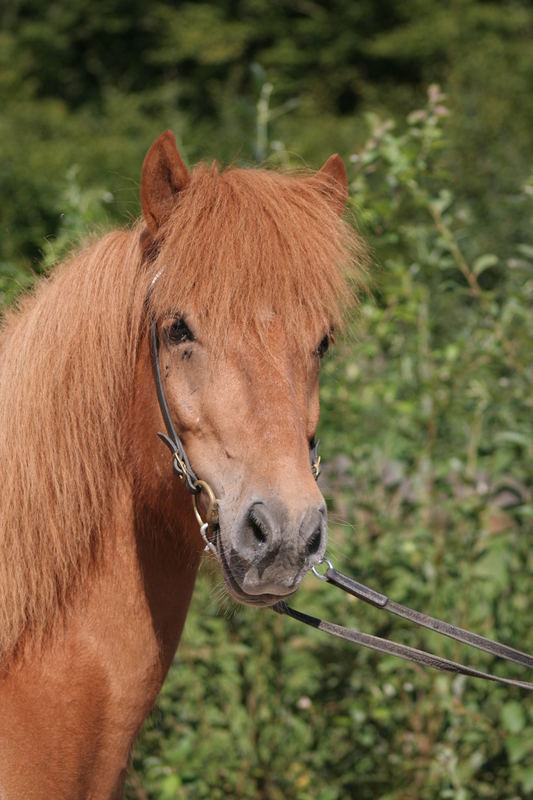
top-left (0, 236), bottom-right (202, 670)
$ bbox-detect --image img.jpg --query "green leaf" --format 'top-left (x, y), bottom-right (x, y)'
top-left (501, 702), bottom-right (526, 734)
top-left (494, 431), bottom-right (530, 448)
top-left (506, 732), bottom-right (533, 763)
top-left (517, 243), bottom-right (533, 259)
top-left (519, 766), bottom-right (533, 794)
top-left (473, 253), bottom-right (498, 275)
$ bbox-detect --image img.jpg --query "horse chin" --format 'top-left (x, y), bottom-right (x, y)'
top-left (216, 538), bottom-right (296, 608)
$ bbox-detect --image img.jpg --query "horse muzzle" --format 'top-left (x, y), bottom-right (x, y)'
top-left (216, 498), bottom-right (327, 606)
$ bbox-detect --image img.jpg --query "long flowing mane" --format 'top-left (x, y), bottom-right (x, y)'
top-left (0, 161), bottom-right (364, 664)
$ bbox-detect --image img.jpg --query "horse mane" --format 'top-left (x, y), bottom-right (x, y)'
top-left (0, 160), bottom-right (365, 664)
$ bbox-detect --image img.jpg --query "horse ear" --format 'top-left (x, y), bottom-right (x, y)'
top-left (141, 130), bottom-right (190, 235)
top-left (310, 154), bottom-right (348, 216)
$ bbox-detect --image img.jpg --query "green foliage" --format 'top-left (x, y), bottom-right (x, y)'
top-left (0, 167), bottom-right (115, 307)
top-left (3, 0), bottom-right (533, 263)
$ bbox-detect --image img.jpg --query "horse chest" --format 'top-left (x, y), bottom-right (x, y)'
top-left (0, 517), bottom-right (199, 800)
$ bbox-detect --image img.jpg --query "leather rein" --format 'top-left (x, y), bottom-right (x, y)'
top-left (150, 315), bottom-right (533, 691)
top-left (274, 561), bottom-right (533, 690)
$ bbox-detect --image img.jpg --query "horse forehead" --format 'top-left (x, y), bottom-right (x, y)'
top-left (227, 317), bottom-right (305, 366)
top-left (211, 309), bottom-right (315, 380)
top-left (247, 307), bottom-right (315, 344)
top-left (222, 333), bottom-right (310, 394)
top-left (258, 306), bottom-right (277, 325)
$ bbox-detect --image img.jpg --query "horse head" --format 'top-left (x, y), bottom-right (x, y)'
top-left (136, 131), bottom-right (360, 607)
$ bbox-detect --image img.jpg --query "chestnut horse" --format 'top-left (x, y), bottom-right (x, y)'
top-left (0, 132), bottom-right (363, 798)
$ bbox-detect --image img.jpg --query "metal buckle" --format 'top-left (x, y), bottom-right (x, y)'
top-left (193, 480), bottom-right (219, 527)
top-left (172, 451), bottom-right (187, 480)
top-left (312, 556), bottom-right (333, 581)
top-left (192, 479), bottom-right (220, 555)
top-left (200, 522), bottom-right (218, 555)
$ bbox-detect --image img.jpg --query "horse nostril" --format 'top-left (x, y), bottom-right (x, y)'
top-left (305, 527), bottom-right (322, 556)
top-left (248, 510), bottom-right (268, 545)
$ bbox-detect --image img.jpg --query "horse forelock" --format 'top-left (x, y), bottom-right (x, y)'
top-left (0, 159), bottom-right (365, 664)
top-left (149, 162), bottom-right (366, 355)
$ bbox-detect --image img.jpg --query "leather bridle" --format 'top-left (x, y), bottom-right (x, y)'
top-left (150, 315), bottom-right (220, 551)
top-left (149, 313), bottom-right (533, 691)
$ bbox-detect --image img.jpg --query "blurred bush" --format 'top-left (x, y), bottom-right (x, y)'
top-left (2, 1), bottom-right (533, 261)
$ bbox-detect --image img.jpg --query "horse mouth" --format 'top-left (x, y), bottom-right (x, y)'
top-left (216, 537), bottom-right (296, 607)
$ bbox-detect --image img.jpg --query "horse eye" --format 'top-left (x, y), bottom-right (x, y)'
top-left (316, 334), bottom-right (330, 359)
top-left (167, 317), bottom-right (194, 344)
